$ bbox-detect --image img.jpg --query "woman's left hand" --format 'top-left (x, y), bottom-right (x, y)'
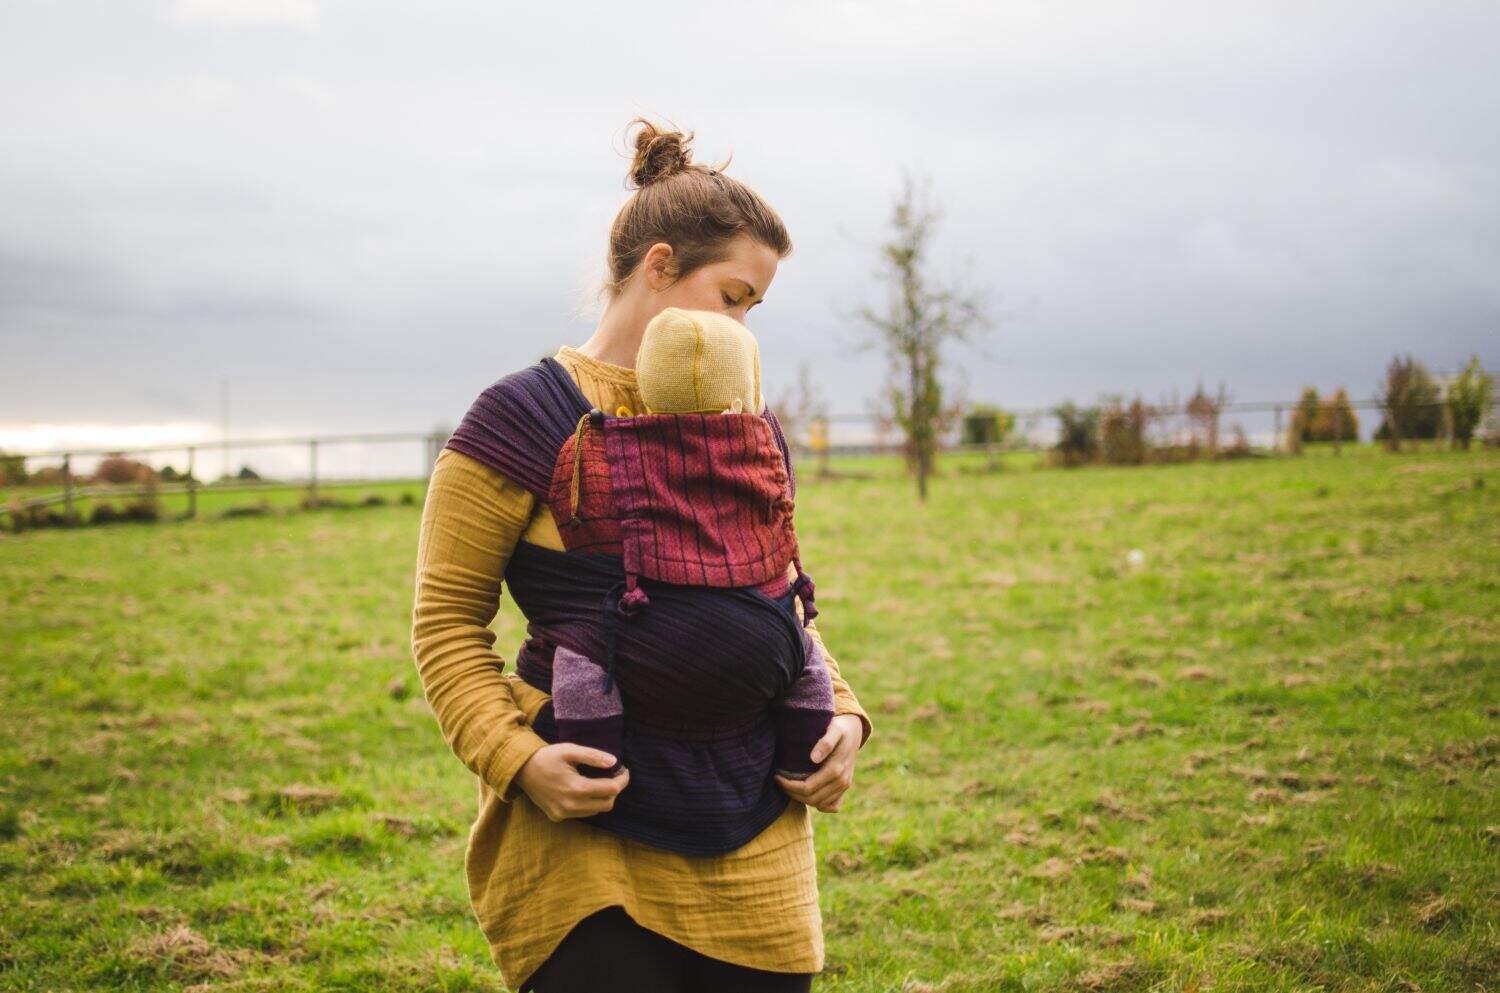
top-left (774, 713), bottom-right (864, 812)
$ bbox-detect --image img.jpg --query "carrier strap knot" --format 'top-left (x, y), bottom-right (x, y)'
top-left (599, 578), bottom-right (632, 694)
top-left (617, 571), bottom-right (651, 615)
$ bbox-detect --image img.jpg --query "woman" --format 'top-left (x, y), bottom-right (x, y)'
top-left (410, 116), bottom-right (873, 992)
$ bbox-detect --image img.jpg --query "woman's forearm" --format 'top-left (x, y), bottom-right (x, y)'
top-left (411, 447), bottom-right (549, 800)
top-left (787, 560), bottom-right (873, 750)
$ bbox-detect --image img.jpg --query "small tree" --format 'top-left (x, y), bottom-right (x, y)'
top-left (961, 403), bottom-right (1013, 470)
top-left (1185, 381), bottom-right (1230, 454)
top-left (0, 450), bottom-right (28, 487)
top-left (773, 361), bottom-right (832, 479)
top-left (1446, 355), bottom-right (1494, 450)
top-left (1100, 395), bottom-right (1155, 465)
top-left (1053, 401), bottom-right (1100, 467)
top-left (960, 404), bottom-right (1013, 445)
top-left (853, 170), bottom-right (995, 500)
top-left (1311, 387), bottom-right (1360, 443)
top-left (1293, 387), bottom-right (1321, 444)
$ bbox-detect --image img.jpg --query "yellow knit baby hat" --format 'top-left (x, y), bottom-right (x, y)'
top-left (637, 306), bottom-right (764, 415)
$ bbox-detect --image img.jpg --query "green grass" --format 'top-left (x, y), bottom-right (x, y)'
top-left (1, 447), bottom-right (1496, 991)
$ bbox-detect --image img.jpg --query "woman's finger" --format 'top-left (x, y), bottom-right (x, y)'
top-left (809, 721), bottom-right (844, 764)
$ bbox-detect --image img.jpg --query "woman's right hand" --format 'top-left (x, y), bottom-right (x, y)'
top-left (515, 744), bottom-right (629, 821)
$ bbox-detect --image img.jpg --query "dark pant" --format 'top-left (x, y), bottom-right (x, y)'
top-left (522, 904), bottom-right (816, 993)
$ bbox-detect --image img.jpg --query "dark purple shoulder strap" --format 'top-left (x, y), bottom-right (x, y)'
top-left (443, 355), bottom-right (594, 500)
top-left (761, 404), bottom-right (797, 501)
top-left (446, 354), bottom-right (795, 503)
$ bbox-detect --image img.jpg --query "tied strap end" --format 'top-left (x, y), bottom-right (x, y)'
top-left (791, 568), bottom-right (818, 626)
top-left (616, 573), bottom-right (650, 616)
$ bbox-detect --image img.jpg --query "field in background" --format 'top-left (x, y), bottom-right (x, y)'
top-left (1, 448), bottom-right (1496, 991)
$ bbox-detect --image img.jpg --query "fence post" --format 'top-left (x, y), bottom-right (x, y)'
top-left (62, 452), bottom-right (73, 521)
top-left (187, 446), bottom-right (198, 519)
top-left (308, 439), bottom-right (318, 507)
top-left (1272, 406), bottom-right (1282, 453)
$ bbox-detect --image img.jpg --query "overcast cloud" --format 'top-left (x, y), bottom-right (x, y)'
top-left (2, 0), bottom-right (1496, 461)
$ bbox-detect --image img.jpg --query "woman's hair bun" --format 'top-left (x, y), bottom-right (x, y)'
top-left (626, 116), bottom-right (694, 188)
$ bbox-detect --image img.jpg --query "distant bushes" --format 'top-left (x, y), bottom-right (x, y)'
top-left (7, 486), bottom-right (421, 533)
top-left (1042, 352), bottom-right (1493, 469)
top-left (1052, 383), bottom-right (1255, 468)
top-left (1372, 352), bottom-right (1494, 451)
top-left (960, 404), bottom-right (1013, 446)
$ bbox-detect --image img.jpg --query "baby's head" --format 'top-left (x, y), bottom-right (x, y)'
top-left (637, 307), bottom-right (763, 415)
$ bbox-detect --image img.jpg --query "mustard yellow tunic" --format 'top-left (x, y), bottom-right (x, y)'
top-left (410, 344), bottom-right (874, 990)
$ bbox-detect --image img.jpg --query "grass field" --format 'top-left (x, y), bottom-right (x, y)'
top-left (2, 446), bottom-right (1496, 991)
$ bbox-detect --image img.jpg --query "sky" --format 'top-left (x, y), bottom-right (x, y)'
top-left (2, 0), bottom-right (1497, 475)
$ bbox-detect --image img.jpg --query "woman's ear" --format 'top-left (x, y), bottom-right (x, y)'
top-left (641, 242), bottom-right (675, 292)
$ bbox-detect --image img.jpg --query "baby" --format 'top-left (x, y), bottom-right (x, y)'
top-left (544, 306), bottom-right (835, 782)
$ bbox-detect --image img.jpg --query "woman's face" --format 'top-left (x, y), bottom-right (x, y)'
top-left (640, 233), bottom-right (779, 326)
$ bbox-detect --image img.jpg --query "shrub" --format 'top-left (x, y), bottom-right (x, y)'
top-left (1053, 402), bottom-right (1100, 467)
top-left (1185, 382), bottom-right (1230, 454)
top-left (300, 493), bottom-right (354, 510)
top-left (0, 450), bottom-right (28, 486)
top-left (22, 506), bottom-right (82, 529)
top-left (122, 473), bottom-right (161, 522)
top-left (95, 453), bottom-right (155, 485)
top-left (960, 404), bottom-right (1013, 446)
top-left (90, 503), bottom-right (121, 524)
top-left (1293, 387), bottom-right (1321, 444)
top-left (1377, 354), bottom-right (1442, 450)
top-left (1099, 395), bottom-right (1156, 465)
top-left (1221, 424), bottom-right (1257, 459)
top-left (1311, 388), bottom-right (1359, 442)
top-left (222, 500), bottom-right (274, 519)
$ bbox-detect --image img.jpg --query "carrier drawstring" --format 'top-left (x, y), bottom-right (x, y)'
top-left (600, 580), bottom-right (626, 694)
top-left (600, 572), bottom-right (652, 694)
top-left (790, 552), bottom-right (818, 626)
top-left (618, 570), bottom-right (650, 613)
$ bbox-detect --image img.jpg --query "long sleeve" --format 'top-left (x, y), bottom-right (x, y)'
top-left (411, 446), bottom-right (550, 803)
top-left (787, 559), bottom-right (873, 750)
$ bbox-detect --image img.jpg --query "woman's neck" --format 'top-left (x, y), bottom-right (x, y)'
top-left (573, 298), bottom-right (648, 369)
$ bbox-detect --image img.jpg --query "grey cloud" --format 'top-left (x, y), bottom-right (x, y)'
top-left (1, 0), bottom-right (1496, 440)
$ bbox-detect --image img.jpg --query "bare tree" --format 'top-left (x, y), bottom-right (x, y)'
top-left (851, 171), bottom-right (995, 500)
top-left (1185, 381), bottom-right (1231, 455)
top-left (771, 361), bottom-right (832, 479)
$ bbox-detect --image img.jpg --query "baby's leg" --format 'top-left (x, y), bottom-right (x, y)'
top-left (551, 645), bottom-right (625, 778)
top-left (772, 634), bottom-right (835, 780)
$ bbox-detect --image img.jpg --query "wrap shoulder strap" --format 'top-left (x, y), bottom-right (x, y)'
top-left (444, 351), bottom-right (796, 504)
top-left (443, 356), bottom-right (594, 500)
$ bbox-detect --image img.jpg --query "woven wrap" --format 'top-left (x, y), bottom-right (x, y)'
top-left (440, 355), bottom-right (819, 856)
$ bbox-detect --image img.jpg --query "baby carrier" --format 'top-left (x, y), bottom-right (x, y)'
top-left (444, 355), bottom-right (828, 856)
